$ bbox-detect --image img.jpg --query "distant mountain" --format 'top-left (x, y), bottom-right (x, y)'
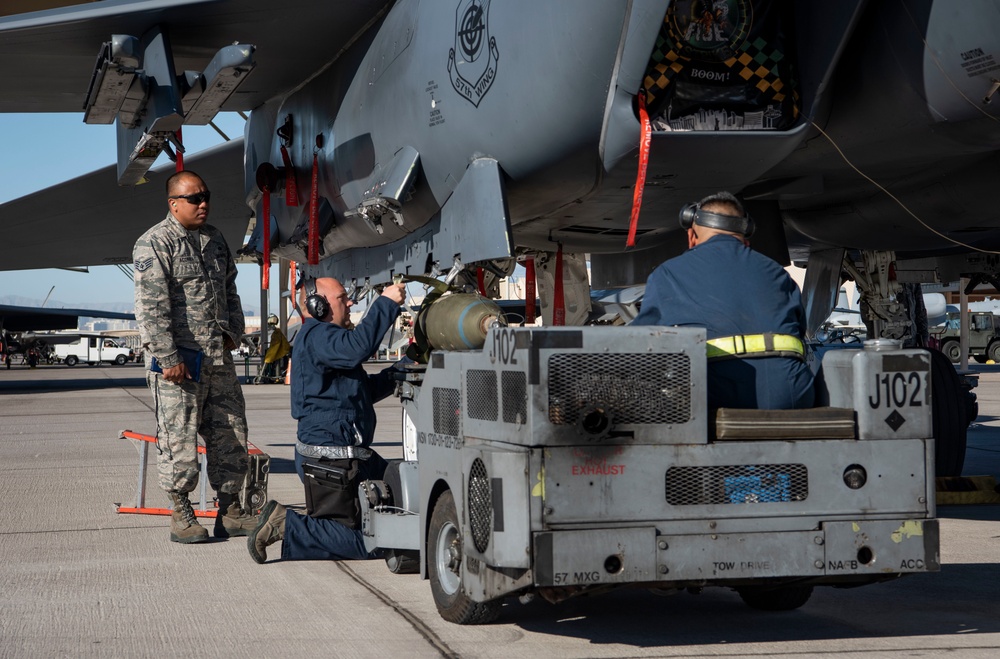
top-left (0, 295), bottom-right (259, 316)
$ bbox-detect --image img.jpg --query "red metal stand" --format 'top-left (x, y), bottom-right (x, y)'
top-left (116, 430), bottom-right (266, 517)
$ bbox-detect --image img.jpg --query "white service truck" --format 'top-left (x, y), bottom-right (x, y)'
top-left (54, 335), bottom-right (133, 366)
top-left (361, 325), bottom-right (940, 624)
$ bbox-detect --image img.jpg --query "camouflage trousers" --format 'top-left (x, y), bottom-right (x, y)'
top-left (146, 356), bottom-right (249, 495)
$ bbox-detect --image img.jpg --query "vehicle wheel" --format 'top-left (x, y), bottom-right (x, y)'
top-left (65, 355), bottom-right (78, 367)
top-left (242, 486), bottom-right (267, 515)
top-left (115, 354), bottom-right (127, 365)
top-left (941, 340), bottom-right (962, 364)
top-left (737, 585), bottom-right (813, 611)
top-left (427, 490), bottom-right (501, 625)
top-left (988, 341), bottom-right (1000, 363)
top-left (384, 549), bottom-right (421, 574)
top-left (930, 349), bottom-right (968, 477)
top-left (974, 355), bottom-right (988, 364)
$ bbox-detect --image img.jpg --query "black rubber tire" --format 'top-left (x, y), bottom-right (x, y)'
top-left (973, 355), bottom-right (989, 364)
top-left (383, 460), bottom-right (403, 506)
top-left (243, 486), bottom-right (267, 515)
top-left (379, 462), bottom-right (420, 575)
top-left (930, 348), bottom-right (968, 478)
top-left (737, 585), bottom-right (813, 611)
top-left (115, 354), bottom-right (127, 365)
top-left (989, 341), bottom-right (1000, 363)
top-left (384, 549), bottom-right (421, 574)
top-left (65, 355), bottom-right (78, 367)
top-left (941, 340), bottom-right (962, 364)
top-left (427, 490), bottom-right (501, 625)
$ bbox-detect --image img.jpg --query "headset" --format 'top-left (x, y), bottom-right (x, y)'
top-left (678, 193), bottom-right (755, 237)
top-left (302, 278), bottom-right (330, 320)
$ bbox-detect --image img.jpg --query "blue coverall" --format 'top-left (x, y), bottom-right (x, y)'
top-left (283, 296), bottom-right (400, 560)
top-left (632, 234), bottom-right (815, 410)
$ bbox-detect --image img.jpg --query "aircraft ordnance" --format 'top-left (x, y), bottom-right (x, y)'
top-left (415, 293), bottom-right (504, 352)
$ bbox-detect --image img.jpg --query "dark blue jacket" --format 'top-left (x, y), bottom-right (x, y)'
top-left (632, 235), bottom-right (814, 409)
top-left (291, 297), bottom-right (400, 447)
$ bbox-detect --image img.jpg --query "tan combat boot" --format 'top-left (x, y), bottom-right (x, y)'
top-left (168, 492), bottom-right (209, 544)
top-left (248, 500), bottom-right (286, 564)
top-left (214, 492), bottom-right (259, 538)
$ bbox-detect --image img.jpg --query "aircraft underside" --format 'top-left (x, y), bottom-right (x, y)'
top-left (1, 0), bottom-right (1000, 342)
top-left (238, 0), bottom-right (1000, 308)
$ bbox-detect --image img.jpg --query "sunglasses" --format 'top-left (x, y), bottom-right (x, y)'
top-left (169, 191), bottom-right (211, 205)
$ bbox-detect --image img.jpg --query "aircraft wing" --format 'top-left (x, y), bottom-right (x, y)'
top-left (0, 0), bottom-right (394, 113)
top-left (0, 303), bottom-right (134, 332)
top-left (0, 139), bottom-right (246, 271)
top-left (0, 0), bottom-right (394, 271)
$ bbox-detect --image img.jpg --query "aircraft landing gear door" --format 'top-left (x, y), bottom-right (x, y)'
top-left (802, 247), bottom-right (846, 339)
top-left (460, 447), bottom-right (531, 571)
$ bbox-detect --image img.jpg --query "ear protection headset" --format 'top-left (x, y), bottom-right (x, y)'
top-left (678, 197), bottom-right (755, 237)
top-left (303, 278), bottom-right (330, 319)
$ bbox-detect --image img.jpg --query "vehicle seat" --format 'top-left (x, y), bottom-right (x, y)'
top-left (712, 407), bottom-right (857, 440)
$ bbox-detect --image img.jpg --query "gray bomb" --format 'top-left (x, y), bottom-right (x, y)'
top-left (416, 293), bottom-right (505, 351)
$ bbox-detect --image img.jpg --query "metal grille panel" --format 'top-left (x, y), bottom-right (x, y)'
top-left (466, 370), bottom-right (498, 421)
top-left (665, 464), bottom-right (809, 505)
top-left (548, 353), bottom-right (691, 425)
top-left (432, 387), bottom-right (461, 436)
top-left (467, 458), bottom-right (492, 552)
top-left (502, 371), bottom-right (527, 424)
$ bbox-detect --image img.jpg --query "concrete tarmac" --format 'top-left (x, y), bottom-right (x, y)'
top-left (1, 360), bottom-right (999, 658)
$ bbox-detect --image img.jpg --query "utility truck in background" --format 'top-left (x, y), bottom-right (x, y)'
top-left (54, 334), bottom-right (133, 366)
top-left (931, 311), bottom-right (1000, 364)
top-left (358, 305), bottom-right (941, 625)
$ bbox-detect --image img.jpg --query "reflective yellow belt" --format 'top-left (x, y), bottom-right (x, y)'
top-left (706, 333), bottom-right (805, 361)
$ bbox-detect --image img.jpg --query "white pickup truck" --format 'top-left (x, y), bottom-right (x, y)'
top-left (54, 335), bottom-right (133, 366)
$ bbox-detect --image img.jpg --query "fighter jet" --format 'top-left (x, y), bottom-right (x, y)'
top-left (0, 0), bottom-right (994, 315)
top-left (0, 303), bottom-right (134, 333)
top-left (0, 303), bottom-right (137, 366)
top-left (0, 1), bottom-right (995, 468)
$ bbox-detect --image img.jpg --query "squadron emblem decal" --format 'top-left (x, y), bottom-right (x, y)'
top-left (668, 0), bottom-right (752, 61)
top-left (447, 0), bottom-right (498, 107)
top-left (134, 257), bottom-right (154, 272)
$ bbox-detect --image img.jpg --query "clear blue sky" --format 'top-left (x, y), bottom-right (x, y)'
top-left (0, 112), bottom-right (279, 312)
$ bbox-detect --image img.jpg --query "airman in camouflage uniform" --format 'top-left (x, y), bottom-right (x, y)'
top-left (133, 170), bottom-right (257, 544)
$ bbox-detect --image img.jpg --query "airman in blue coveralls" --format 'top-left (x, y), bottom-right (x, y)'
top-left (248, 276), bottom-right (407, 563)
top-left (632, 192), bottom-right (814, 410)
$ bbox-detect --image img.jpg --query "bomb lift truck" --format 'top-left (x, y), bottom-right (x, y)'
top-left (360, 321), bottom-right (940, 625)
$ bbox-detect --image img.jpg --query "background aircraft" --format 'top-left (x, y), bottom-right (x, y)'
top-left (0, 304), bottom-right (134, 333)
top-left (1, 0), bottom-right (996, 473)
top-left (0, 303), bottom-right (136, 365)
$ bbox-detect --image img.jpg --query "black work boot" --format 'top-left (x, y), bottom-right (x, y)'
top-left (248, 500), bottom-right (286, 564)
top-left (214, 492), bottom-right (259, 538)
top-left (168, 492), bottom-right (209, 544)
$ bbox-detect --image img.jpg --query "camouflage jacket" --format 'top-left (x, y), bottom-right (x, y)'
top-left (133, 213), bottom-right (244, 368)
